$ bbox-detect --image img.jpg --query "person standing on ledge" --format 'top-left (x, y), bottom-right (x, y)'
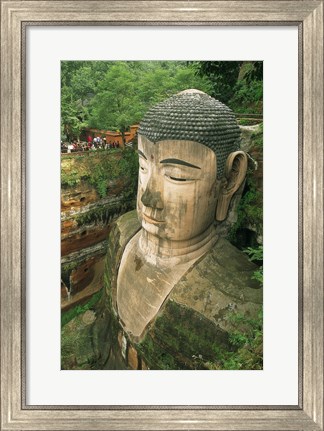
top-left (94, 89), bottom-right (262, 370)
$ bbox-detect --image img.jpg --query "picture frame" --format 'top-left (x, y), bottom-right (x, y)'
top-left (1, 1), bottom-right (323, 430)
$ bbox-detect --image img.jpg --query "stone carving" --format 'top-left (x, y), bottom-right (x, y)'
top-left (99, 89), bottom-right (262, 370)
top-left (116, 90), bottom-right (251, 342)
top-left (62, 90), bottom-right (262, 370)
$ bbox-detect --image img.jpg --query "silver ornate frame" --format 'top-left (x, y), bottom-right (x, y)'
top-left (1, 1), bottom-right (323, 430)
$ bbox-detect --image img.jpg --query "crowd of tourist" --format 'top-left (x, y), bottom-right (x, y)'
top-left (61, 136), bottom-right (122, 153)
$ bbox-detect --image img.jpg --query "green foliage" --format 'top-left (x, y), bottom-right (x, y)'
top-left (61, 150), bottom-right (139, 201)
top-left (192, 61), bottom-right (241, 103)
top-left (61, 169), bottom-right (81, 187)
top-left (230, 79), bottom-right (263, 114)
top-left (244, 245), bottom-right (263, 284)
top-left (61, 260), bottom-right (79, 275)
top-left (75, 205), bottom-right (119, 226)
top-left (61, 289), bottom-right (103, 328)
top-left (238, 119), bottom-right (254, 126)
top-left (86, 149), bottom-right (138, 198)
top-left (118, 149), bottom-right (139, 204)
top-left (137, 335), bottom-right (178, 370)
top-left (61, 60), bottom-right (263, 141)
top-left (61, 91), bottom-right (88, 142)
top-left (89, 62), bottom-right (143, 140)
top-left (227, 171), bottom-right (263, 247)
top-left (229, 62), bottom-right (263, 113)
top-left (227, 124), bottom-right (263, 249)
top-left (240, 180), bottom-right (263, 226)
top-left (192, 61), bottom-right (263, 114)
top-left (244, 245), bottom-right (263, 262)
top-left (61, 61), bottom-right (112, 141)
top-left (88, 163), bottom-right (109, 198)
top-left (61, 60), bottom-right (211, 141)
top-left (222, 309), bottom-right (263, 369)
top-left (137, 300), bottom-right (231, 370)
top-left (251, 123), bottom-right (263, 146)
top-left (137, 300), bottom-right (263, 370)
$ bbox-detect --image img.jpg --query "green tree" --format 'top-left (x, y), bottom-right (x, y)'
top-left (89, 62), bottom-right (143, 144)
top-left (88, 61), bottom-right (211, 143)
top-left (61, 61), bottom-right (113, 141)
top-left (192, 61), bottom-right (241, 103)
top-left (192, 61), bottom-right (263, 113)
top-left (61, 61), bottom-right (214, 142)
top-left (61, 86), bottom-right (88, 141)
top-left (61, 62), bottom-right (96, 141)
top-left (229, 62), bottom-right (263, 114)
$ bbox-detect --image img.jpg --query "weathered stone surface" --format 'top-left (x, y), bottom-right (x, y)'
top-left (69, 260), bottom-right (95, 295)
top-left (61, 312), bottom-right (98, 369)
top-left (238, 124), bottom-right (263, 245)
top-left (61, 182), bottom-right (99, 212)
top-left (105, 210), bottom-right (141, 307)
top-left (95, 211), bottom-right (262, 370)
top-left (61, 219), bottom-right (78, 236)
top-left (61, 280), bottom-right (68, 299)
top-left (61, 223), bottom-right (110, 256)
top-left (127, 345), bottom-right (139, 370)
top-left (61, 292), bottom-right (128, 370)
top-left (61, 256), bottom-right (105, 312)
top-left (117, 331), bottom-right (124, 351)
top-left (141, 360), bottom-right (149, 370)
top-left (61, 150), bottom-right (138, 310)
top-left (239, 124), bottom-right (261, 152)
top-left (240, 124), bottom-right (263, 192)
top-left (61, 241), bottom-right (107, 266)
top-left (82, 310), bottom-right (96, 325)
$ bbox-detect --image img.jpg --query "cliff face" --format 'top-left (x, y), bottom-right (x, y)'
top-left (61, 126), bottom-right (263, 370)
top-left (61, 211), bottom-right (262, 370)
top-left (60, 126), bottom-right (263, 311)
top-left (61, 149), bottom-right (138, 311)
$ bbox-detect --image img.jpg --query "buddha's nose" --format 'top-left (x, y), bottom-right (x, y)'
top-left (141, 177), bottom-right (164, 209)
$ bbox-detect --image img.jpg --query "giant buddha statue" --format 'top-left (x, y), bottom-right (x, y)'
top-left (96, 89), bottom-right (262, 370)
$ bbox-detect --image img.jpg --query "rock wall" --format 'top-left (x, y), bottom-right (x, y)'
top-left (61, 211), bottom-right (262, 370)
top-left (228, 124), bottom-right (263, 248)
top-left (61, 126), bottom-right (263, 370)
top-left (60, 127), bottom-right (263, 311)
top-left (61, 149), bottom-right (138, 311)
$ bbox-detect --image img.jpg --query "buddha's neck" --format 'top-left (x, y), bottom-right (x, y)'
top-left (138, 224), bottom-right (218, 265)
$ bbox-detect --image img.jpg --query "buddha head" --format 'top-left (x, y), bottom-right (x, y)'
top-left (137, 89), bottom-right (247, 243)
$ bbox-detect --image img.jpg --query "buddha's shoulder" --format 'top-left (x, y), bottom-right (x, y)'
top-left (170, 237), bottom-right (262, 319)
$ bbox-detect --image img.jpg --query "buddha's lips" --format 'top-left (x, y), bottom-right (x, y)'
top-left (142, 213), bottom-right (165, 224)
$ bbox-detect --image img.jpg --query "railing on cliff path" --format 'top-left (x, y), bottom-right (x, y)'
top-left (61, 148), bottom-right (126, 157)
top-left (235, 113), bottom-right (263, 124)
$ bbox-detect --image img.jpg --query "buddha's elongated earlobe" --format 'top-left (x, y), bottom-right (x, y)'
top-left (216, 151), bottom-right (248, 221)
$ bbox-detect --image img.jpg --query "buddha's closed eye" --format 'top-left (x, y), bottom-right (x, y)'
top-left (166, 175), bottom-right (195, 182)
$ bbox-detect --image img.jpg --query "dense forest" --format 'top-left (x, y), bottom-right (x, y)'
top-left (61, 61), bottom-right (263, 142)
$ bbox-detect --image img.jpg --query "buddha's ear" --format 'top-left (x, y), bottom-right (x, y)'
top-left (216, 151), bottom-right (248, 221)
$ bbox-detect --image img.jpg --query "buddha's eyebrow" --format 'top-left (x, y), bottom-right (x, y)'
top-left (137, 150), bottom-right (147, 160)
top-left (160, 158), bottom-right (201, 170)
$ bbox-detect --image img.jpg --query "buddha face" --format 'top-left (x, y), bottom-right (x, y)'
top-left (137, 135), bottom-right (219, 242)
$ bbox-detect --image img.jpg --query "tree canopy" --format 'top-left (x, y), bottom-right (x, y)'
top-left (61, 60), bottom-right (263, 142)
top-left (61, 61), bottom-right (211, 142)
top-left (191, 61), bottom-right (263, 113)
